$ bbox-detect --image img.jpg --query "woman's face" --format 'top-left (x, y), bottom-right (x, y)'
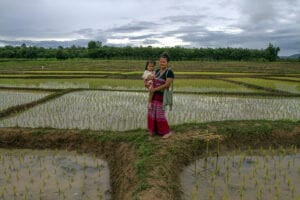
top-left (159, 57), bottom-right (168, 69)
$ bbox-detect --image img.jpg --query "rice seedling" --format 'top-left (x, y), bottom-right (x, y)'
top-left (0, 148), bottom-right (111, 199)
top-left (227, 77), bottom-right (300, 94)
top-left (1, 91), bottom-right (299, 131)
top-left (291, 185), bottom-right (296, 197)
top-left (270, 76), bottom-right (300, 82)
top-left (0, 90), bottom-right (49, 111)
top-left (0, 77), bottom-right (259, 92)
top-left (180, 147), bottom-right (300, 200)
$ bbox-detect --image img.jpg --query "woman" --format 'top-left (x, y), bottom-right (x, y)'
top-left (148, 52), bottom-right (174, 138)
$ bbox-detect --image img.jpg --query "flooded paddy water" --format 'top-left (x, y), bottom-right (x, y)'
top-left (0, 149), bottom-right (111, 200)
top-left (1, 91), bottom-right (299, 131)
top-left (0, 90), bottom-right (50, 111)
top-left (180, 148), bottom-right (300, 200)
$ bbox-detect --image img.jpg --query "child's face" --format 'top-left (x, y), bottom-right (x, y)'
top-left (147, 63), bottom-right (155, 71)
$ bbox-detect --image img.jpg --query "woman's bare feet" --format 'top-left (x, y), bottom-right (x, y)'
top-left (149, 132), bottom-right (154, 136)
top-left (162, 132), bottom-right (172, 139)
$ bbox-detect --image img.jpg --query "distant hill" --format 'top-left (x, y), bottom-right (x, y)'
top-left (0, 39), bottom-right (89, 48)
top-left (288, 54), bottom-right (300, 59)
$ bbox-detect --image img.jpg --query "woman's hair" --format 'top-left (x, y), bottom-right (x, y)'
top-left (145, 60), bottom-right (156, 70)
top-left (160, 52), bottom-right (170, 62)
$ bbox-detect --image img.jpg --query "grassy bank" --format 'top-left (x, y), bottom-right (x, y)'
top-left (0, 120), bottom-right (299, 199)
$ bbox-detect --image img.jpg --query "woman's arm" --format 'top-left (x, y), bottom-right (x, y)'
top-left (150, 78), bottom-right (173, 92)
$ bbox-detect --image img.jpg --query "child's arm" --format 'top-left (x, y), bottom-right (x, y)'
top-left (142, 71), bottom-right (148, 80)
top-left (149, 72), bottom-right (155, 80)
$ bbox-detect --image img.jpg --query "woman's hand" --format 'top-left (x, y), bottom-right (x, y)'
top-left (150, 88), bottom-right (156, 93)
top-left (150, 78), bottom-right (173, 93)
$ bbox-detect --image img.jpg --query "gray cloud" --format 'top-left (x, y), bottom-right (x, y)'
top-left (239, 0), bottom-right (276, 24)
top-left (128, 34), bottom-right (158, 40)
top-left (0, 0), bottom-right (299, 55)
top-left (143, 39), bottom-right (160, 45)
top-left (162, 15), bottom-right (207, 24)
top-left (174, 23), bottom-right (300, 55)
top-left (108, 21), bottom-right (159, 33)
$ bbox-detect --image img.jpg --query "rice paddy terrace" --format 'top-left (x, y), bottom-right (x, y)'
top-left (0, 59), bottom-right (299, 199)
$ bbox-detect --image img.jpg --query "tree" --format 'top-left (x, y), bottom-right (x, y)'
top-left (56, 46), bottom-right (68, 60)
top-left (264, 43), bottom-right (280, 61)
top-left (88, 41), bottom-right (102, 49)
top-left (25, 46), bottom-right (39, 59)
top-left (17, 44), bottom-right (27, 58)
top-left (0, 41), bottom-right (282, 61)
top-left (87, 41), bottom-right (102, 58)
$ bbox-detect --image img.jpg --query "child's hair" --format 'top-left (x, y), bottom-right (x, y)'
top-left (145, 60), bottom-right (156, 70)
top-left (160, 52), bottom-right (170, 62)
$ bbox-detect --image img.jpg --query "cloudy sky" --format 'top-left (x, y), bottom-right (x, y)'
top-left (0, 0), bottom-right (299, 56)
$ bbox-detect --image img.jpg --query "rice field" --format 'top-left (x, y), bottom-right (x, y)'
top-left (180, 147), bottom-right (300, 200)
top-left (173, 79), bottom-right (259, 93)
top-left (227, 78), bottom-right (300, 94)
top-left (0, 148), bottom-right (110, 200)
top-left (1, 59), bottom-right (300, 74)
top-left (270, 77), bottom-right (300, 82)
top-left (1, 91), bottom-right (299, 131)
top-left (0, 90), bottom-right (50, 111)
top-left (0, 78), bottom-right (262, 93)
top-left (0, 70), bottom-right (266, 76)
top-left (1, 59), bottom-right (300, 200)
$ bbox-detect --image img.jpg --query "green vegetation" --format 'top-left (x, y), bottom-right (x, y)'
top-left (173, 79), bottom-right (258, 92)
top-left (0, 89), bottom-right (75, 119)
top-left (0, 78), bottom-right (144, 89)
top-left (0, 149), bottom-right (110, 199)
top-left (1, 59), bottom-right (300, 74)
top-left (269, 77), bottom-right (300, 82)
top-left (0, 91), bottom-right (49, 111)
top-left (1, 120), bottom-right (299, 199)
top-left (0, 78), bottom-right (260, 93)
top-left (0, 58), bottom-right (300, 199)
top-left (182, 148), bottom-right (300, 199)
top-left (3, 90), bottom-right (298, 130)
top-left (227, 78), bottom-right (300, 94)
top-left (0, 42), bottom-right (281, 61)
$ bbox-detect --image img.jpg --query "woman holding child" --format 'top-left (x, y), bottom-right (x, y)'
top-left (147, 52), bottom-right (174, 139)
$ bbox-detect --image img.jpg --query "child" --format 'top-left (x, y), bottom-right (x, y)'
top-left (142, 60), bottom-right (156, 109)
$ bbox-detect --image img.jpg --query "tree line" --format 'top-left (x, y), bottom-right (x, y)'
top-left (0, 41), bottom-right (280, 61)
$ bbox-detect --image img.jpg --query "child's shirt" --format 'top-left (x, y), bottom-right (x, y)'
top-left (142, 70), bottom-right (154, 80)
top-left (142, 70), bottom-right (155, 89)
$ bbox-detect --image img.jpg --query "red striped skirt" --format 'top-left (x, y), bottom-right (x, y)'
top-left (147, 93), bottom-right (170, 136)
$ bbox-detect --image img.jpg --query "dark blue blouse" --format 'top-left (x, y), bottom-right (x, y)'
top-left (155, 68), bottom-right (175, 80)
top-left (154, 68), bottom-right (174, 95)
